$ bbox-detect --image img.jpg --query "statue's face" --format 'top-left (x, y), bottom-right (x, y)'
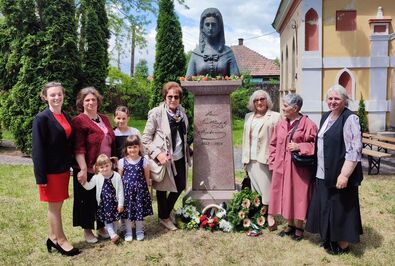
top-left (203, 16), bottom-right (219, 38)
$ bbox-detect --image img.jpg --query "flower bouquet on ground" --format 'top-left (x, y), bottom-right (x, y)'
top-left (175, 200), bottom-right (232, 232)
top-left (175, 199), bottom-right (201, 230)
top-left (226, 188), bottom-right (268, 235)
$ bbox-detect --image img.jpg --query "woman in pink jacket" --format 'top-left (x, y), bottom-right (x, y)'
top-left (268, 93), bottom-right (317, 241)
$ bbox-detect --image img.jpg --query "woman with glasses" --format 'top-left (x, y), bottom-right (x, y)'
top-left (242, 90), bottom-right (281, 230)
top-left (142, 82), bottom-right (190, 231)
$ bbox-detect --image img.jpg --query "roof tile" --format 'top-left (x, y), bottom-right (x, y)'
top-left (231, 44), bottom-right (280, 77)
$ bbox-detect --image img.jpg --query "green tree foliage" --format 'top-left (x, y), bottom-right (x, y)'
top-left (79, 0), bottom-right (109, 93)
top-left (231, 73), bottom-right (254, 119)
top-left (0, 0), bottom-right (79, 154)
top-left (105, 66), bottom-right (151, 119)
top-left (39, 0), bottom-right (80, 108)
top-left (357, 94), bottom-right (369, 132)
top-left (134, 59), bottom-right (149, 79)
top-left (151, 0), bottom-right (186, 108)
top-left (106, 0), bottom-right (188, 69)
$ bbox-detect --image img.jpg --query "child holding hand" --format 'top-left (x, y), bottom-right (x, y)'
top-left (118, 135), bottom-right (153, 241)
top-left (83, 154), bottom-right (124, 244)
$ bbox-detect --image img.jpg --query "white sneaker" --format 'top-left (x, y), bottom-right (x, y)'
top-left (125, 233), bottom-right (133, 242)
top-left (136, 231), bottom-right (144, 241)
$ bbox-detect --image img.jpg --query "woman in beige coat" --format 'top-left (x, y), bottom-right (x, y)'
top-left (142, 82), bottom-right (190, 231)
top-left (242, 90), bottom-right (281, 230)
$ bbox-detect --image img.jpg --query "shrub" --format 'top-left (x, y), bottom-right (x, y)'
top-left (104, 67), bottom-right (151, 119)
top-left (357, 94), bottom-right (369, 132)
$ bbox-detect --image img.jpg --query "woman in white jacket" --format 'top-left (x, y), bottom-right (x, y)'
top-left (242, 90), bottom-right (281, 230)
top-left (83, 154), bottom-right (124, 244)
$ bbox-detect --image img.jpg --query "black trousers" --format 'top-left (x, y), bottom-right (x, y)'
top-left (157, 157), bottom-right (186, 219)
top-left (72, 169), bottom-right (104, 230)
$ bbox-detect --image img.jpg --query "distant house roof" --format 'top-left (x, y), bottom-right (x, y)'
top-left (231, 38), bottom-right (280, 77)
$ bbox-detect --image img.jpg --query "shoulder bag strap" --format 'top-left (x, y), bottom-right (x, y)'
top-left (289, 116), bottom-right (303, 143)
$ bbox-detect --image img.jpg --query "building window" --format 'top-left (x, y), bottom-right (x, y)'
top-left (339, 71), bottom-right (352, 98)
top-left (305, 8), bottom-right (318, 51)
top-left (336, 10), bottom-right (356, 31)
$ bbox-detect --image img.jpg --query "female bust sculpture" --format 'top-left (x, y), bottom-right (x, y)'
top-left (186, 8), bottom-right (240, 77)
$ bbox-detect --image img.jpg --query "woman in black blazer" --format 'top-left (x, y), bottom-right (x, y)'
top-left (32, 82), bottom-right (80, 256)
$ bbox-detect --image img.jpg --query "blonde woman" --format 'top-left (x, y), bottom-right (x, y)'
top-left (242, 90), bottom-right (281, 230)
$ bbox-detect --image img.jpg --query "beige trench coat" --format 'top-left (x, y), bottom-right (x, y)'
top-left (242, 110), bottom-right (281, 165)
top-left (141, 103), bottom-right (190, 192)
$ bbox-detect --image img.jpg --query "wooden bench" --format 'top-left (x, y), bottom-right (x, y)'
top-left (362, 138), bottom-right (395, 153)
top-left (363, 132), bottom-right (395, 144)
top-left (362, 148), bottom-right (391, 175)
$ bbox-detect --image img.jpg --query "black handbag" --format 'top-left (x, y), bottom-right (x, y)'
top-left (289, 117), bottom-right (316, 168)
top-left (291, 151), bottom-right (315, 167)
top-left (241, 171), bottom-right (251, 190)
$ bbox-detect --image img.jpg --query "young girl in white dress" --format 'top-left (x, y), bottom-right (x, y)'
top-left (118, 135), bottom-right (153, 241)
top-left (83, 154), bottom-right (124, 244)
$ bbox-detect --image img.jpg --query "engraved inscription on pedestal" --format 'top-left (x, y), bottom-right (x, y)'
top-left (181, 80), bottom-right (241, 206)
top-left (193, 95), bottom-right (235, 190)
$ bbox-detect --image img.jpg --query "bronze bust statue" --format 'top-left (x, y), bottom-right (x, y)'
top-left (186, 8), bottom-right (240, 77)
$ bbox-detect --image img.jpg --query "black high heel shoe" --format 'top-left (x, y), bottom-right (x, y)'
top-left (46, 238), bottom-right (57, 253)
top-left (55, 244), bottom-right (81, 256)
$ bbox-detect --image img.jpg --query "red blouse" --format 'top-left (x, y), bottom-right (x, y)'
top-left (53, 112), bottom-right (72, 138)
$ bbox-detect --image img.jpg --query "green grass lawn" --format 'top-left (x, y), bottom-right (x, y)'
top-left (0, 164), bottom-right (394, 265)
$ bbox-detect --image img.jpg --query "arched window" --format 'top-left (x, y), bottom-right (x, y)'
top-left (336, 68), bottom-right (355, 100)
top-left (305, 8), bottom-right (318, 51)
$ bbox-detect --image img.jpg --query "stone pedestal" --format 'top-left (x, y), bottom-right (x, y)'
top-left (181, 80), bottom-right (242, 206)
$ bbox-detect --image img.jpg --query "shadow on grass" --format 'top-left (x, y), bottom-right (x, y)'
top-left (353, 225), bottom-right (384, 257)
top-left (304, 224), bottom-right (383, 257)
top-left (71, 215), bottom-right (171, 252)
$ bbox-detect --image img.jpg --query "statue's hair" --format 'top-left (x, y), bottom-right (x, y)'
top-left (199, 8), bottom-right (225, 53)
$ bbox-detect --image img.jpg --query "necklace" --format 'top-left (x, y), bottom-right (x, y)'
top-left (92, 117), bottom-right (100, 123)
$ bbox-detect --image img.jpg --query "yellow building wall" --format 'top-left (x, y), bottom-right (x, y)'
top-left (322, 69), bottom-right (369, 100)
top-left (323, 0), bottom-right (395, 58)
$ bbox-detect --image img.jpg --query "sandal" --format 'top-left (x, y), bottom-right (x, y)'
top-left (292, 227), bottom-right (304, 241)
top-left (278, 225), bottom-right (296, 237)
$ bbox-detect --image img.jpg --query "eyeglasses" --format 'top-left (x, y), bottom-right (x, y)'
top-left (254, 97), bottom-right (266, 103)
top-left (167, 95), bottom-right (180, 100)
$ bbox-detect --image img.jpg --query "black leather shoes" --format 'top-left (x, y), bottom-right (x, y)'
top-left (292, 227), bottom-right (304, 241)
top-left (46, 238), bottom-right (57, 253)
top-left (326, 242), bottom-right (350, 255)
top-left (278, 225), bottom-right (296, 237)
top-left (56, 244), bottom-right (81, 256)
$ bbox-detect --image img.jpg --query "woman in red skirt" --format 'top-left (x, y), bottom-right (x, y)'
top-left (32, 82), bottom-right (80, 256)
